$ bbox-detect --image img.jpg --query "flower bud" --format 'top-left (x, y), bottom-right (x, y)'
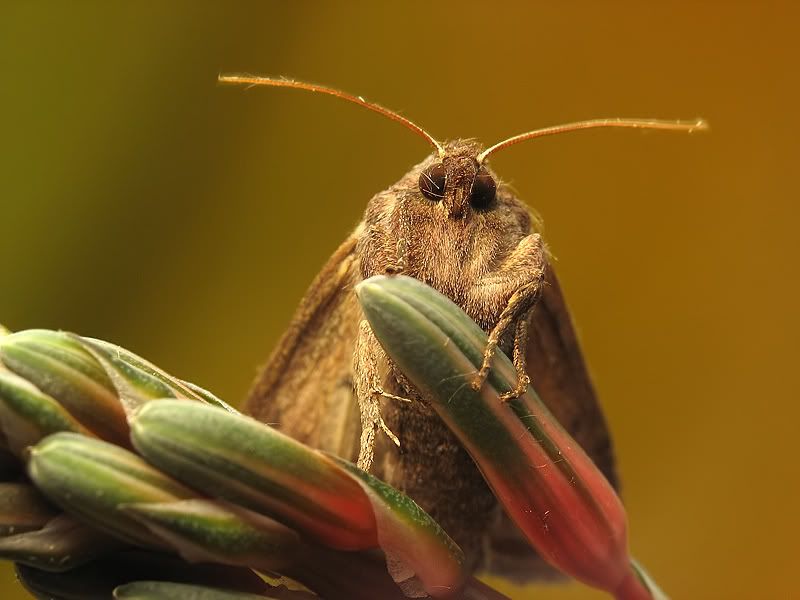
top-left (28, 432), bottom-right (195, 548)
top-left (131, 400), bottom-right (466, 597)
top-left (0, 371), bottom-right (91, 455)
top-left (0, 330), bottom-right (128, 444)
top-left (356, 275), bottom-right (660, 599)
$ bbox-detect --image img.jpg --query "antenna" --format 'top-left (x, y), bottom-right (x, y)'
top-left (478, 118), bottom-right (709, 163)
top-left (218, 74), bottom-right (444, 157)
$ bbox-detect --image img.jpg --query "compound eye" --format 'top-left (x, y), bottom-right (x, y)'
top-left (469, 167), bottom-right (496, 210)
top-left (419, 163), bottom-right (446, 201)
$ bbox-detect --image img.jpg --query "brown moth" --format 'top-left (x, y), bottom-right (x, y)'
top-left (221, 75), bottom-right (705, 579)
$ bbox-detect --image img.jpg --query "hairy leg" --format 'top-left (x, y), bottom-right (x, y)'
top-left (353, 320), bottom-right (402, 471)
top-left (499, 308), bottom-right (535, 401)
top-left (469, 234), bottom-right (546, 397)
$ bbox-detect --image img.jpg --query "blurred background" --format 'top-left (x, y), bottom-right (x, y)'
top-left (1, 2), bottom-right (797, 598)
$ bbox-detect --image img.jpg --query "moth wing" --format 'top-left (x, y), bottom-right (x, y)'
top-left (526, 264), bottom-right (618, 487)
top-left (483, 263), bottom-right (619, 581)
top-left (244, 230), bottom-right (363, 463)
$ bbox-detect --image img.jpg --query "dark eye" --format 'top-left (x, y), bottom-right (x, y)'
top-left (419, 163), bottom-right (446, 201)
top-left (469, 167), bottom-right (496, 210)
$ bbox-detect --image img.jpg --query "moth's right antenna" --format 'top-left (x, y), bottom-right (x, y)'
top-left (219, 74), bottom-right (444, 158)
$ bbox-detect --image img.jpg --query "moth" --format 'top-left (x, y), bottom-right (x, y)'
top-left (222, 75), bottom-right (705, 579)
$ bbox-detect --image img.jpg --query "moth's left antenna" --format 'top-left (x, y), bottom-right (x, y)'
top-left (478, 118), bottom-right (709, 163)
top-left (218, 74), bottom-right (444, 157)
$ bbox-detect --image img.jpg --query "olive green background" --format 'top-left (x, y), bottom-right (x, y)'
top-left (2, 2), bottom-right (797, 599)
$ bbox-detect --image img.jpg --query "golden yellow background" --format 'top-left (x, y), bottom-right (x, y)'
top-left (2, 2), bottom-right (797, 599)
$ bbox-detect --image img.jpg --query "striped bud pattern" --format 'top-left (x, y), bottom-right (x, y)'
top-left (356, 275), bottom-right (665, 600)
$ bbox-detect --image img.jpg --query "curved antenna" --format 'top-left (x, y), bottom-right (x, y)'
top-left (478, 118), bottom-right (709, 163)
top-left (218, 74), bottom-right (444, 157)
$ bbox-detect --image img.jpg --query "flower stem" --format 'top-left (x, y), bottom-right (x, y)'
top-left (614, 567), bottom-right (657, 600)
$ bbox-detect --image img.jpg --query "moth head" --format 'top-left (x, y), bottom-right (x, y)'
top-left (418, 141), bottom-right (497, 219)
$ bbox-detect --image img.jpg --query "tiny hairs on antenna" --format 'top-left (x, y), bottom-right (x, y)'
top-left (477, 118), bottom-right (709, 163)
top-left (218, 74), bottom-right (444, 157)
top-left (219, 74), bottom-right (708, 164)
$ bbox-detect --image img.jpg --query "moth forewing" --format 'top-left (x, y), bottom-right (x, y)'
top-left (525, 267), bottom-right (619, 488)
top-left (246, 230), bottom-right (364, 463)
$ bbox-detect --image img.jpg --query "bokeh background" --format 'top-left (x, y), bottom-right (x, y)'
top-left (2, 2), bottom-right (797, 599)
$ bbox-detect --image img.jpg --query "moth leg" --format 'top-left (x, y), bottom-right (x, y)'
top-left (499, 308), bottom-right (534, 401)
top-left (375, 389), bottom-right (413, 404)
top-left (472, 282), bottom-right (541, 392)
top-left (469, 233), bottom-right (546, 394)
top-left (354, 320), bottom-right (401, 471)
